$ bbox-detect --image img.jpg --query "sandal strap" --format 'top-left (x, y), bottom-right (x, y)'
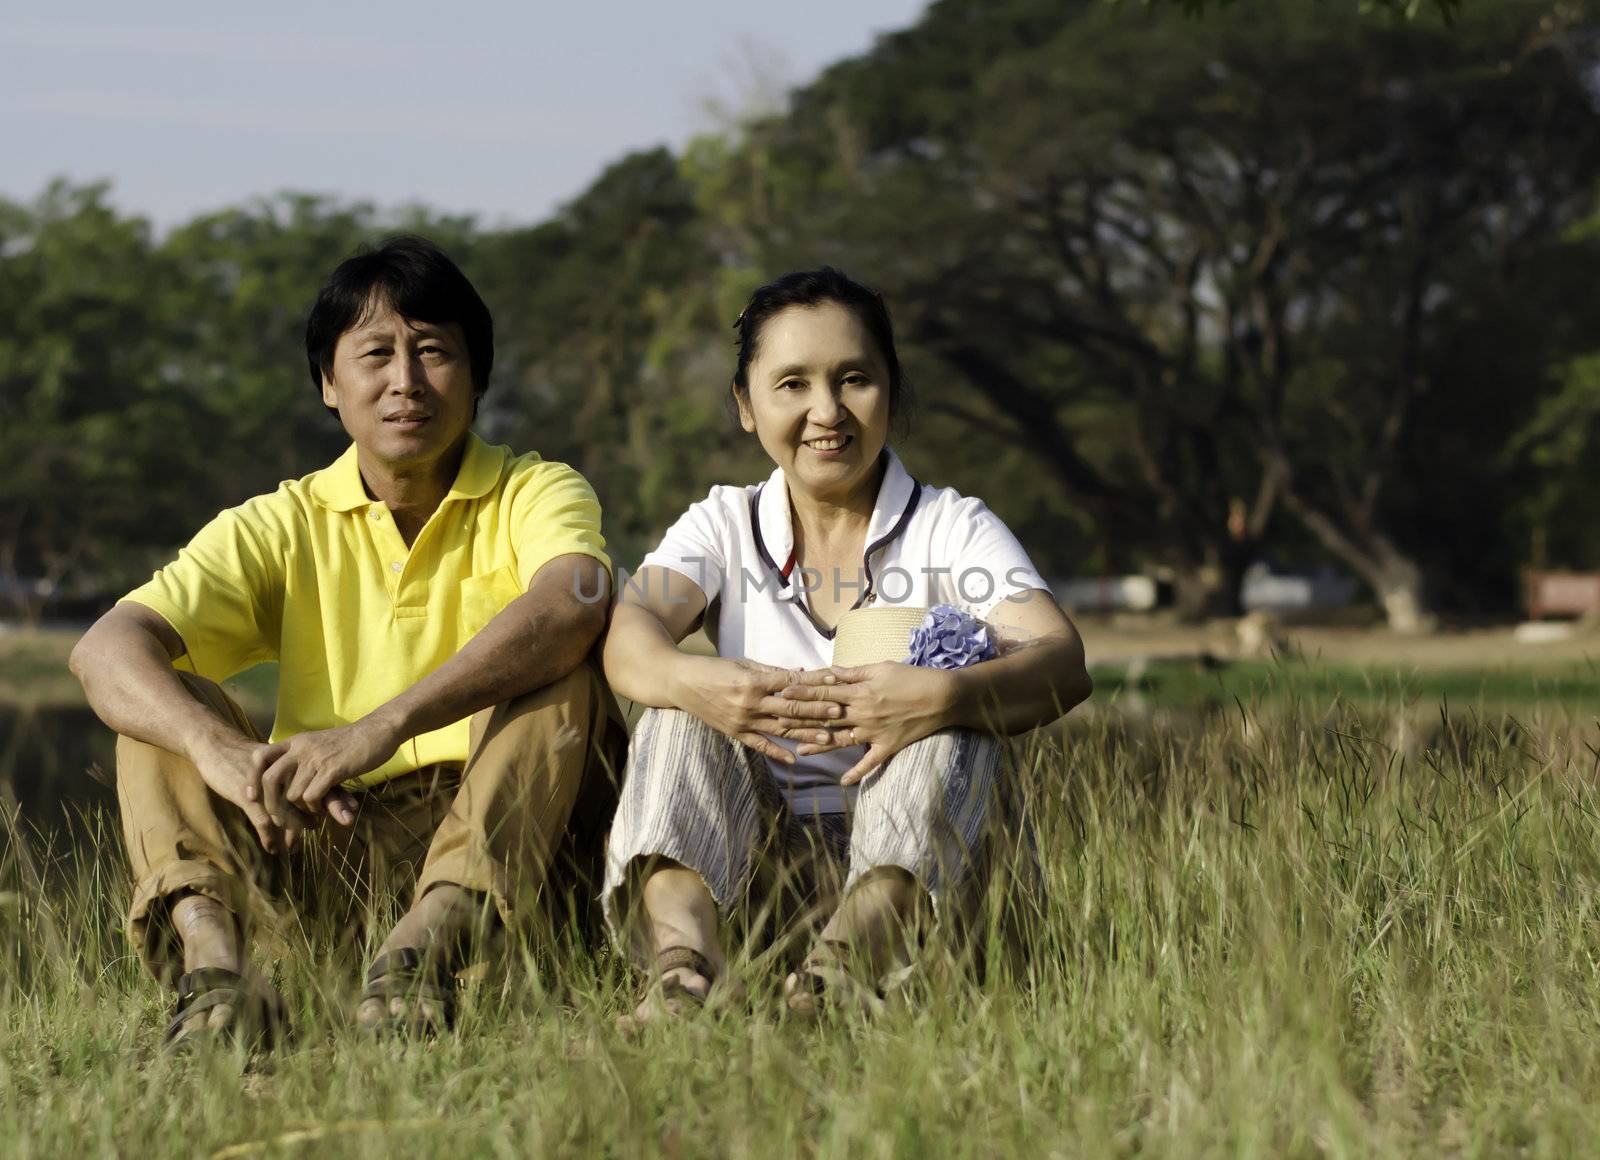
top-left (364, 947), bottom-right (456, 989)
top-left (653, 945), bottom-right (716, 984)
top-left (165, 968), bottom-right (284, 1048)
top-left (791, 941), bottom-right (886, 1012)
top-left (361, 947), bottom-right (458, 1030)
top-left (175, 966), bottom-right (246, 1005)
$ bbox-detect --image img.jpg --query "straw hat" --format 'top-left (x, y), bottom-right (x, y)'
top-left (831, 604), bottom-right (930, 668)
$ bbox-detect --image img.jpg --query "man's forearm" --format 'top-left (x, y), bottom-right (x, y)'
top-left (70, 609), bottom-right (241, 761)
top-left (368, 579), bottom-right (606, 743)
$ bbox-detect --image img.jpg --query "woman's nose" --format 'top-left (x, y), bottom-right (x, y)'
top-left (808, 388), bottom-right (846, 425)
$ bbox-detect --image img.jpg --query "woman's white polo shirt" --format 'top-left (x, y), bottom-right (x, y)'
top-left (634, 447), bottom-right (1048, 815)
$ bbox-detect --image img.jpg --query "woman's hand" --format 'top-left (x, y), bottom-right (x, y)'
top-left (669, 654), bottom-right (842, 764)
top-left (777, 663), bottom-right (958, 784)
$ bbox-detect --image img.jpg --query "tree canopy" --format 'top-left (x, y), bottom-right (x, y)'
top-left (3, 0), bottom-right (1595, 630)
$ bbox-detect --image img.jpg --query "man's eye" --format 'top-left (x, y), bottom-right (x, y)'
top-left (363, 349), bottom-right (389, 358)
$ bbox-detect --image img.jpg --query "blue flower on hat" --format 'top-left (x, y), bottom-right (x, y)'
top-left (906, 604), bottom-right (996, 669)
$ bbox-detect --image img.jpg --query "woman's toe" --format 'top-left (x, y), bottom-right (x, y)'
top-left (355, 997), bottom-right (388, 1029)
top-left (205, 1002), bottom-right (237, 1032)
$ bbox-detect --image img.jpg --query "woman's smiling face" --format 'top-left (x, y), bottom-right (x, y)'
top-left (736, 300), bottom-right (893, 503)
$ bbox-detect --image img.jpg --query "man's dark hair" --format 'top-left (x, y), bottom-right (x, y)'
top-left (729, 266), bottom-right (912, 435)
top-left (305, 235), bottom-right (494, 405)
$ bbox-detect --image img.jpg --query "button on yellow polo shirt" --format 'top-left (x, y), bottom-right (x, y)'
top-left (121, 433), bottom-right (610, 786)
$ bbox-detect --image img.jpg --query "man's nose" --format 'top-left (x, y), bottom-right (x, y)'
top-left (389, 354), bottom-right (425, 395)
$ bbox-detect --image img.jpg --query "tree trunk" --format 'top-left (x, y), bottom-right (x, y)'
top-left (1369, 553), bottom-right (1434, 635)
top-left (1279, 494), bottom-right (1437, 633)
top-left (1171, 540), bottom-right (1251, 623)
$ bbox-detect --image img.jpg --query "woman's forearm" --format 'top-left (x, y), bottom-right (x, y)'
top-left (944, 634), bottom-right (1092, 734)
top-left (601, 603), bottom-right (698, 709)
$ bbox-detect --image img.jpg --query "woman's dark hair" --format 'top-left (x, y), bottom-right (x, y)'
top-left (305, 234), bottom-right (494, 405)
top-left (730, 267), bottom-right (913, 434)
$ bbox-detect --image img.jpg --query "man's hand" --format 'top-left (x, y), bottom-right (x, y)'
top-left (778, 663), bottom-right (958, 785)
top-left (670, 655), bottom-right (842, 764)
top-left (186, 729), bottom-right (311, 854)
top-left (257, 718), bottom-right (392, 826)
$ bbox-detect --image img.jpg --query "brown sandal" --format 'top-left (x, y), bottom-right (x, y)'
top-left (784, 940), bottom-right (887, 1021)
top-left (617, 945), bottom-right (719, 1035)
top-left (358, 948), bottom-right (458, 1037)
top-left (653, 945), bottom-right (718, 1008)
top-left (163, 967), bottom-right (288, 1054)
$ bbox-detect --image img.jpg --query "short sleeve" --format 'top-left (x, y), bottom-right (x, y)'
top-left (506, 461), bottom-right (611, 589)
top-left (119, 501), bottom-right (285, 680)
top-left (638, 492), bottom-right (730, 604)
top-left (938, 497), bottom-right (1050, 618)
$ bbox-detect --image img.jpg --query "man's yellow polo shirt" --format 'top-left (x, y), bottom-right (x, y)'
top-left (121, 433), bottom-right (610, 786)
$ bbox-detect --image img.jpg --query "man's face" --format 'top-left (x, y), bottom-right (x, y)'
top-left (321, 297), bottom-right (477, 471)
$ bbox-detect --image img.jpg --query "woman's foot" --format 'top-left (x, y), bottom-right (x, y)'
top-left (783, 939), bottom-right (886, 1021)
top-left (617, 863), bottom-right (729, 1034)
top-left (617, 945), bottom-right (726, 1035)
top-left (357, 883), bottom-right (491, 1034)
top-left (785, 867), bottom-right (925, 1020)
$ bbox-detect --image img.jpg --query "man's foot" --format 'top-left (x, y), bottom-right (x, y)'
top-left (165, 893), bottom-right (283, 1050)
top-left (782, 940), bottom-right (886, 1021)
top-left (357, 883), bottom-right (493, 1034)
top-left (165, 967), bottom-right (288, 1052)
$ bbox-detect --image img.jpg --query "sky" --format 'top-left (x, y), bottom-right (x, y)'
top-left (3, 0), bottom-right (928, 230)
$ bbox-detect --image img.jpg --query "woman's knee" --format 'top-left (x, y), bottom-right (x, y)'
top-left (625, 707), bottom-right (742, 773)
top-left (889, 726), bottom-right (1003, 773)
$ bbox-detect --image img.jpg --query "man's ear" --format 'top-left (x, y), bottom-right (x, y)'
top-left (321, 372), bottom-right (339, 411)
top-left (734, 385), bottom-right (756, 434)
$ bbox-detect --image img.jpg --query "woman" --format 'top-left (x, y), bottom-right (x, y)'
top-left (602, 267), bottom-right (1091, 1024)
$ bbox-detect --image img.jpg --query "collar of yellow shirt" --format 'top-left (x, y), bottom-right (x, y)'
top-left (307, 432), bottom-right (502, 512)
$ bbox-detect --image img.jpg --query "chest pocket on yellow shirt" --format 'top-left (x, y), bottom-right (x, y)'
top-left (459, 566), bottom-right (522, 639)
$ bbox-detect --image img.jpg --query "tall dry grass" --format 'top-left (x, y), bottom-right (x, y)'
top-left (3, 697), bottom-right (1600, 1157)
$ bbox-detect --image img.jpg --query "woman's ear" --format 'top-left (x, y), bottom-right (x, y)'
top-left (734, 384), bottom-right (756, 433)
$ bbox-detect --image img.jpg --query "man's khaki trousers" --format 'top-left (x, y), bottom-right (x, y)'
top-left (116, 664), bottom-right (625, 984)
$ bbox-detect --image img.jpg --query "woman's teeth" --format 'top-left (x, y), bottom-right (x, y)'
top-left (807, 437), bottom-right (849, 450)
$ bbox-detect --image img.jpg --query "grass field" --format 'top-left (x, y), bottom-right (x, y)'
top-left (7, 688), bottom-right (1600, 1158)
top-left (6, 625), bottom-right (1600, 1156)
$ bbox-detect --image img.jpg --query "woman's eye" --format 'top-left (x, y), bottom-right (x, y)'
top-left (779, 379), bottom-right (805, 391)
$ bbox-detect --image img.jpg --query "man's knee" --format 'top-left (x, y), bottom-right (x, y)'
top-left (500, 662), bottom-right (608, 728)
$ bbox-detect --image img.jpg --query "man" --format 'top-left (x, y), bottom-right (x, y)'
top-left (70, 235), bottom-right (621, 1047)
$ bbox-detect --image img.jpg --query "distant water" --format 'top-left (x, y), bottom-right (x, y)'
top-left (0, 704), bottom-right (116, 835)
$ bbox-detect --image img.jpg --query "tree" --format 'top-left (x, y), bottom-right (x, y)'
top-left (691, 0), bottom-right (1600, 628)
top-left (1133, 0), bottom-right (1462, 18)
top-left (0, 182), bottom-right (178, 614)
top-left (474, 149), bottom-right (754, 565)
